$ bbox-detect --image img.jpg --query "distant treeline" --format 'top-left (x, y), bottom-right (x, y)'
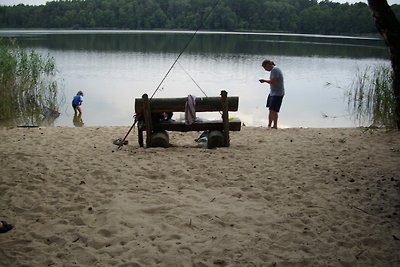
top-left (0, 0), bottom-right (399, 35)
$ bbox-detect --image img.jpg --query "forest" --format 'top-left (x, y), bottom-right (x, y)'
top-left (0, 0), bottom-right (399, 35)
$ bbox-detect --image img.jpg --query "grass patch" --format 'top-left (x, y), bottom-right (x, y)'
top-left (347, 64), bottom-right (397, 129)
top-left (0, 39), bottom-right (64, 126)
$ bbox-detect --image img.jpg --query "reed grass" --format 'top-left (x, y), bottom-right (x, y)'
top-left (347, 64), bottom-right (397, 128)
top-left (0, 39), bottom-right (63, 126)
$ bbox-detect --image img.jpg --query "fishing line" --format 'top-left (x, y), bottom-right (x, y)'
top-left (149, 0), bottom-right (221, 99)
top-left (150, 32), bottom-right (197, 99)
top-left (178, 62), bottom-right (208, 97)
top-left (178, 63), bottom-right (223, 116)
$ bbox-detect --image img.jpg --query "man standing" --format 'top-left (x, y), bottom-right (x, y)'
top-left (259, 59), bottom-right (285, 129)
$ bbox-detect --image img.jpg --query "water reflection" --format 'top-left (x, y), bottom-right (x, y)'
top-left (2, 30), bottom-right (388, 59)
top-left (0, 30), bottom-right (391, 128)
top-left (40, 107), bottom-right (61, 126)
top-left (73, 113), bottom-right (84, 127)
top-left (2, 106), bottom-right (61, 127)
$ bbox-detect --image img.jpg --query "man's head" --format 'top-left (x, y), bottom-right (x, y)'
top-left (262, 59), bottom-right (275, 71)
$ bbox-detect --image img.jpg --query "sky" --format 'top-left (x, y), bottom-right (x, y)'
top-left (0, 0), bottom-right (399, 5)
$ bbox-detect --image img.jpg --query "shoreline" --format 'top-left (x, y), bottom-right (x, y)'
top-left (1, 126), bottom-right (399, 266)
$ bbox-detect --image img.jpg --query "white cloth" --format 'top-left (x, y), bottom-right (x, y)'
top-left (185, 95), bottom-right (196, 125)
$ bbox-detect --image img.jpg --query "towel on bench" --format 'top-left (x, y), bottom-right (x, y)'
top-left (185, 95), bottom-right (196, 125)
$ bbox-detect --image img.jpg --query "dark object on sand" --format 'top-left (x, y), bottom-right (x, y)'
top-left (0, 221), bottom-right (13, 233)
top-left (113, 138), bottom-right (128, 146)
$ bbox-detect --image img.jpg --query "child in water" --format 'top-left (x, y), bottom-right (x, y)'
top-left (72, 91), bottom-right (84, 115)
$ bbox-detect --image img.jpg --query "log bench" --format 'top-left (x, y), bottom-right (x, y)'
top-left (134, 90), bottom-right (241, 148)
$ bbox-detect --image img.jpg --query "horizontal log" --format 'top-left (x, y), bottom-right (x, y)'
top-left (151, 119), bottom-right (241, 132)
top-left (135, 96), bottom-right (239, 113)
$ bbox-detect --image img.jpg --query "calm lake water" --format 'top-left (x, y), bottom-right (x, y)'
top-left (0, 30), bottom-right (390, 128)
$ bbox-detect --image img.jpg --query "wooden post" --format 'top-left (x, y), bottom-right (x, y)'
top-left (138, 128), bottom-right (144, 147)
top-left (220, 90), bottom-right (230, 147)
top-left (142, 94), bottom-right (152, 147)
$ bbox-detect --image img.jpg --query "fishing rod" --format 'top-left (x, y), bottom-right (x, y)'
top-left (150, 32), bottom-right (198, 99)
top-left (117, 114), bottom-right (138, 150)
top-left (150, 0), bottom-right (221, 99)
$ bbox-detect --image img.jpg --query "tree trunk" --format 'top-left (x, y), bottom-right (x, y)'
top-left (368, 0), bottom-right (400, 129)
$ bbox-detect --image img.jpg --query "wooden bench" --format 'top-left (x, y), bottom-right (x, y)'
top-left (134, 90), bottom-right (241, 148)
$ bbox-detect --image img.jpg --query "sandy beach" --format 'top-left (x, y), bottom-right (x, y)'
top-left (0, 126), bottom-right (399, 266)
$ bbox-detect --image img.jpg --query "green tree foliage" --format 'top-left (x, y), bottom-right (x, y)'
top-left (0, 0), bottom-right (399, 34)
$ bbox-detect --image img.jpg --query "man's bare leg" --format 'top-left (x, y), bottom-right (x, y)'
top-left (270, 110), bottom-right (278, 129)
top-left (268, 111), bottom-right (273, 128)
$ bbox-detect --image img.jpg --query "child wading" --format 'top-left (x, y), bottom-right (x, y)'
top-left (72, 91), bottom-right (84, 115)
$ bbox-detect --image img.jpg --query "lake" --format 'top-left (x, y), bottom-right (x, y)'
top-left (0, 30), bottom-right (390, 128)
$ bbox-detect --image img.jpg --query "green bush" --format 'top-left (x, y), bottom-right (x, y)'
top-left (0, 39), bottom-right (63, 126)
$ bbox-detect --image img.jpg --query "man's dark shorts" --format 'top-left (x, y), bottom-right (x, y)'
top-left (266, 95), bottom-right (284, 112)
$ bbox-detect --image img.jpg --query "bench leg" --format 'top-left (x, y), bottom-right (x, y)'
top-left (138, 129), bottom-right (144, 147)
top-left (207, 130), bottom-right (224, 149)
top-left (149, 131), bottom-right (169, 148)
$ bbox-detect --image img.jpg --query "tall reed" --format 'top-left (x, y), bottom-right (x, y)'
top-left (347, 64), bottom-right (397, 128)
top-left (0, 39), bottom-right (63, 126)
